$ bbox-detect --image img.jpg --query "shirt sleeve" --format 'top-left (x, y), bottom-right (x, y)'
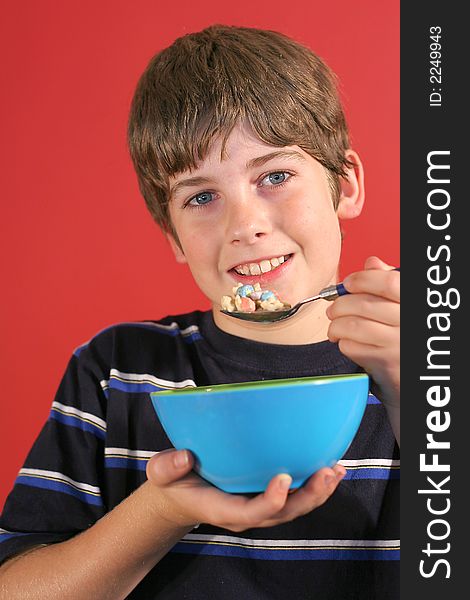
top-left (0, 339), bottom-right (109, 565)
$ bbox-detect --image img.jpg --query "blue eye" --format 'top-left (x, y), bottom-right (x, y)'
top-left (188, 191), bottom-right (214, 206)
top-left (261, 172), bottom-right (291, 186)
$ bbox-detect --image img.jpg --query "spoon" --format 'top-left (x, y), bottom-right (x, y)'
top-left (221, 268), bottom-right (399, 324)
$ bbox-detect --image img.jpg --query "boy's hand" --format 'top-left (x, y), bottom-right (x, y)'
top-left (146, 449), bottom-right (346, 532)
top-left (326, 256), bottom-right (400, 409)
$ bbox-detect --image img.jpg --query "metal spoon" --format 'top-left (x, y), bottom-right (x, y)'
top-left (221, 268), bottom-right (399, 323)
top-left (220, 283), bottom-right (347, 323)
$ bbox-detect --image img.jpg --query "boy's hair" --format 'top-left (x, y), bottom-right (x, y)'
top-left (128, 24), bottom-right (352, 239)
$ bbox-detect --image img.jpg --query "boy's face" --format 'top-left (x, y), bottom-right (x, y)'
top-left (167, 122), bottom-right (362, 340)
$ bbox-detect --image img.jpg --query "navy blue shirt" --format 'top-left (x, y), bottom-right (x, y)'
top-left (0, 311), bottom-right (400, 599)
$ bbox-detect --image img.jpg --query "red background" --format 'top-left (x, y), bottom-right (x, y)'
top-left (0, 0), bottom-right (399, 509)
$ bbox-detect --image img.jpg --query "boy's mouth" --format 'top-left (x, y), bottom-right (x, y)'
top-left (228, 254), bottom-right (293, 282)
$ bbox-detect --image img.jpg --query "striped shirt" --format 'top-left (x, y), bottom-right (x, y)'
top-left (0, 311), bottom-right (400, 599)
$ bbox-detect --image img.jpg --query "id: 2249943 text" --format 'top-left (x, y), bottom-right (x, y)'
top-left (429, 26), bottom-right (442, 107)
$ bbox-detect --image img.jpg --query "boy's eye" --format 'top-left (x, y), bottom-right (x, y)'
top-left (260, 171), bottom-right (291, 186)
top-left (187, 191), bottom-right (214, 207)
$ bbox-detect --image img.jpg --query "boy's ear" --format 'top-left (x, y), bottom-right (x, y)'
top-left (167, 233), bottom-right (187, 264)
top-left (336, 149), bottom-right (365, 220)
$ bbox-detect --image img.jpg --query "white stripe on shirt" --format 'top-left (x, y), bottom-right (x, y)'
top-left (51, 401), bottom-right (106, 430)
top-left (100, 369), bottom-right (196, 391)
top-left (104, 447), bottom-right (157, 459)
top-left (18, 469), bottom-right (101, 494)
top-left (182, 533), bottom-right (400, 548)
top-left (338, 458), bottom-right (400, 468)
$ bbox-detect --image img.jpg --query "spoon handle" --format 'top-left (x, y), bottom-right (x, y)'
top-left (317, 283), bottom-right (347, 301)
top-left (317, 267), bottom-right (400, 302)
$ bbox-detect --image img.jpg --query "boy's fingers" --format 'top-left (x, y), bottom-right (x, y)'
top-left (326, 295), bottom-right (400, 327)
top-left (364, 255), bottom-right (391, 271)
top-left (146, 449), bottom-right (194, 485)
top-left (261, 473), bottom-right (293, 513)
top-left (273, 466), bottom-right (346, 523)
top-left (328, 316), bottom-right (398, 346)
top-left (342, 267), bottom-right (400, 302)
top-left (219, 474), bottom-right (292, 530)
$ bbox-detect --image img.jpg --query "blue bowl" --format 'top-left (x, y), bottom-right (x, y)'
top-left (150, 374), bottom-right (369, 493)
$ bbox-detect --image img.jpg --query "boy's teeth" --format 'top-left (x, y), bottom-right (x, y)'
top-left (260, 260), bottom-right (272, 273)
top-left (234, 255), bottom-right (289, 276)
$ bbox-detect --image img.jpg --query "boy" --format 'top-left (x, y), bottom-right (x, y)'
top-left (0, 25), bottom-right (400, 599)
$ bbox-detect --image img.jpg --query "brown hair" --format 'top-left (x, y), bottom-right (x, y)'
top-left (128, 24), bottom-right (352, 237)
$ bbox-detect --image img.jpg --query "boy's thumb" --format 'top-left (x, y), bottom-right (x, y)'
top-left (146, 449), bottom-right (193, 485)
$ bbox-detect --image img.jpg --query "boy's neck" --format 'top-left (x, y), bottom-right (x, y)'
top-left (211, 302), bottom-right (331, 345)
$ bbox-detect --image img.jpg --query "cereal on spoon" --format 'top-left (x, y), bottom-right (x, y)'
top-left (221, 283), bottom-right (291, 313)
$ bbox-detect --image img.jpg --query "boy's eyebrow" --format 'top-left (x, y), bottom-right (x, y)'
top-left (170, 176), bottom-right (214, 198)
top-left (246, 150), bottom-right (307, 169)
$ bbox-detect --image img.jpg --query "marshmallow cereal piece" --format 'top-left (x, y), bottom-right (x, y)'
top-left (260, 290), bottom-right (275, 301)
top-left (235, 295), bottom-right (256, 312)
top-left (239, 296), bottom-right (256, 312)
top-left (236, 284), bottom-right (255, 298)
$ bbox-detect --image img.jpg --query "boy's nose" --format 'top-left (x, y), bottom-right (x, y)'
top-left (226, 197), bottom-right (273, 246)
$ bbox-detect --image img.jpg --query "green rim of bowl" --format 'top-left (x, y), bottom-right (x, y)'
top-left (150, 373), bottom-right (369, 396)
